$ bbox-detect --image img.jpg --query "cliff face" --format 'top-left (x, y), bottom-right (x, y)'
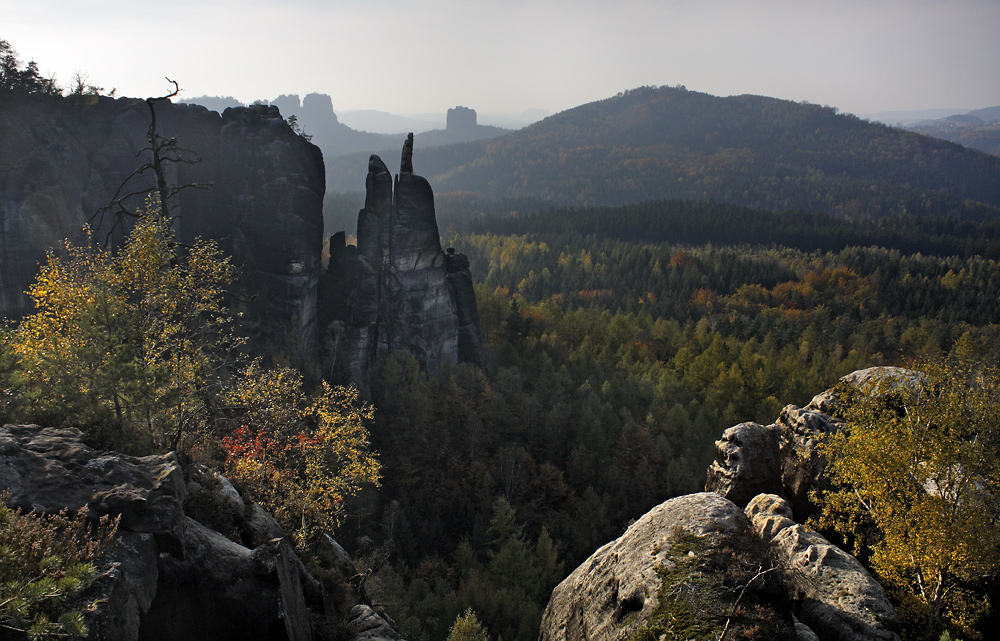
top-left (0, 93), bottom-right (324, 354)
top-left (322, 135), bottom-right (487, 389)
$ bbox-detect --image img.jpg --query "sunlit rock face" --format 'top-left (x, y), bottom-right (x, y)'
top-left (705, 366), bottom-right (925, 522)
top-left (323, 134), bottom-right (487, 390)
top-left (0, 93), bottom-right (324, 356)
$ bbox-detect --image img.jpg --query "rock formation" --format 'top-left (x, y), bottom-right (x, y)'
top-left (0, 423), bottom-right (402, 641)
top-left (539, 492), bottom-right (796, 641)
top-left (746, 494), bottom-right (900, 641)
top-left (705, 366), bottom-right (926, 521)
top-left (539, 369), bottom-right (913, 641)
top-left (446, 106), bottom-right (477, 130)
top-left (321, 134), bottom-right (487, 390)
top-left (538, 491), bottom-right (900, 641)
top-left (0, 93), bottom-right (325, 356)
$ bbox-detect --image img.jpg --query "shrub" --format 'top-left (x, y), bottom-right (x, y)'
top-left (0, 497), bottom-right (118, 639)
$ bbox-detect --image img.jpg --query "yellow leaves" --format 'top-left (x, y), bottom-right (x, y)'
top-left (223, 366), bottom-right (380, 548)
top-left (6, 203), bottom-right (239, 450)
top-left (814, 359), bottom-right (1000, 636)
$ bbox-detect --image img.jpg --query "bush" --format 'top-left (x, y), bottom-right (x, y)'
top-left (0, 497), bottom-right (118, 639)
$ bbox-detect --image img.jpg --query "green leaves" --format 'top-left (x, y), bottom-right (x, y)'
top-left (5, 198), bottom-right (239, 452)
top-left (0, 500), bottom-right (118, 640)
top-left (815, 360), bottom-right (1000, 639)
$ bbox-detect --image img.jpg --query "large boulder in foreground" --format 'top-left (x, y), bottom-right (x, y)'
top-left (538, 491), bottom-right (899, 641)
top-left (538, 492), bottom-right (797, 641)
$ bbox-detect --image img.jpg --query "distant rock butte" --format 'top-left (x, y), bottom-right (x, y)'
top-left (321, 134), bottom-right (487, 390)
top-left (446, 106), bottom-right (477, 130)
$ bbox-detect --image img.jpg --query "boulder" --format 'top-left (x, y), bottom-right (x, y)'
top-left (745, 493), bottom-right (796, 542)
top-left (538, 492), bottom-right (795, 641)
top-left (0, 424), bottom-right (187, 547)
top-left (704, 421), bottom-right (783, 507)
top-left (706, 367), bottom-right (924, 521)
top-left (745, 495), bottom-right (900, 641)
top-left (347, 604), bottom-right (403, 641)
top-left (0, 424), bottom-right (347, 640)
top-left (537, 489), bottom-right (899, 641)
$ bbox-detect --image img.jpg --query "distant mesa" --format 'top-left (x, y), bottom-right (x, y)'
top-left (302, 92), bottom-right (337, 121)
top-left (447, 106), bottom-right (477, 130)
top-left (269, 92), bottom-right (338, 124)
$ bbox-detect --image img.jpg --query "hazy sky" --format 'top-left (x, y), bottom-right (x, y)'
top-left (4, 0), bottom-right (999, 118)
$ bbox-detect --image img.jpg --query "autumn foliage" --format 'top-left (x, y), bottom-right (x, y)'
top-left (222, 362), bottom-right (380, 546)
top-left (1, 200), bottom-right (379, 551)
top-left (815, 361), bottom-right (1000, 639)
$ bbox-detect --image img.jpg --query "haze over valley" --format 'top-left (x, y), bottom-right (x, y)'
top-left (3, 2), bottom-right (1000, 641)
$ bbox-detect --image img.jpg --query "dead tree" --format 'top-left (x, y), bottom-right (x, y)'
top-left (92, 78), bottom-right (210, 245)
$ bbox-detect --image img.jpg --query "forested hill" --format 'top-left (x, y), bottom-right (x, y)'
top-left (328, 85), bottom-right (1000, 220)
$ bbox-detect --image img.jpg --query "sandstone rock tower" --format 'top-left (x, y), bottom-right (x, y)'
top-left (325, 134), bottom-right (487, 389)
top-left (446, 106), bottom-right (477, 130)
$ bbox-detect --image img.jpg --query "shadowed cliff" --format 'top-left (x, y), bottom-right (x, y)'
top-left (0, 92), bottom-right (325, 355)
top-left (320, 134), bottom-right (487, 391)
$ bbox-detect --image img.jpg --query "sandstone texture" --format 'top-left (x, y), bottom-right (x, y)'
top-left (541, 370), bottom-right (916, 641)
top-left (538, 492), bottom-right (787, 641)
top-left (706, 366), bottom-right (925, 521)
top-left (0, 424), bottom-right (396, 641)
top-left (322, 135), bottom-right (487, 390)
top-left (0, 93), bottom-right (324, 355)
top-left (746, 495), bottom-right (900, 641)
top-left (538, 489), bottom-right (899, 641)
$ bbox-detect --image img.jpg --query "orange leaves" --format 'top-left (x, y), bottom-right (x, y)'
top-left (222, 364), bottom-right (380, 547)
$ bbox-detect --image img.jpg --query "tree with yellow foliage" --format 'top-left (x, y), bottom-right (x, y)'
top-left (815, 360), bottom-right (1000, 640)
top-left (3, 198), bottom-right (380, 550)
top-left (8, 197), bottom-right (238, 451)
top-left (222, 360), bottom-right (381, 547)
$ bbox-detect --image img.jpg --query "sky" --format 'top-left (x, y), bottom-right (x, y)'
top-left (3, 0), bottom-right (999, 119)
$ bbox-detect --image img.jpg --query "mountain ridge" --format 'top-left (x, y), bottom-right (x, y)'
top-left (328, 86), bottom-right (1000, 221)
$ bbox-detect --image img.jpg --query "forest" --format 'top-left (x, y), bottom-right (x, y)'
top-left (4, 40), bottom-right (1000, 641)
top-left (331, 199), bottom-right (1000, 641)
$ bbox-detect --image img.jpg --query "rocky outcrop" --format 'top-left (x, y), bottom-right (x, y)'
top-left (705, 366), bottom-right (925, 521)
top-left (0, 93), bottom-right (324, 356)
top-left (746, 495), bottom-right (900, 641)
top-left (322, 135), bottom-right (487, 390)
top-left (446, 106), bottom-right (477, 130)
top-left (538, 490), bottom-right (899, 641)
top-left (0, 424), bottom-right (399, 641)
top-left (702, 421), bottom-right (784, 508)
top-left (540, 370), bottom-right (911, 641)
top-left (538, 492), bottom-right (797, 641)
